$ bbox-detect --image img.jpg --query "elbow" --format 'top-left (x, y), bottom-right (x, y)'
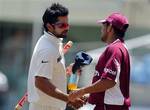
top-left (101, 79), bottom-right (116, 90)
top-left (108, 80), bottom-right (116, 89)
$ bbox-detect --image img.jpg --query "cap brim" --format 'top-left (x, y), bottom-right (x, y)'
top-left (97, 19), bottom-right (107, 24)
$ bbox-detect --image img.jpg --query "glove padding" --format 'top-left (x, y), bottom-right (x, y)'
top-left (72, 51), bottom-right (93, 73)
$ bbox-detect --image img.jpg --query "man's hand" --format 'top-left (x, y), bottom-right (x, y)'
top-left (80, 94), bottom-right (89, 103)
top-left (66, 63), bottom-right (74, 76)
top-left (68, 89), bottom-right (85, 102)
top-left (67, 98), bottom-right (85, 109)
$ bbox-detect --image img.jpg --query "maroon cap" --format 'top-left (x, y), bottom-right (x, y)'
top-left (97, 12), bottom-right (129, 32)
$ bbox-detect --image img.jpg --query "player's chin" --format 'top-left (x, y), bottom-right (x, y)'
top-left (101, 37), bottom-right (105, 42)
top-left (58, 34), bottom-right (67, 38)
top-left (60, 32), bottom-right (68, 38)
top-left (101, 35), bottom-right (107, 42)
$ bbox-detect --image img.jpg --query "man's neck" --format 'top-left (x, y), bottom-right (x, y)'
top-left (47, 31), bottom-right (55, 37)
top-left (106, 34), bottom-right (117, 44)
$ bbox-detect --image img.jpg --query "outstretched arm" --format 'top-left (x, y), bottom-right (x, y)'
top-left (35, 76), bottom-right (85, 109)
top-left (35, 76), bottom-right (68, 102)
top-left (68, 78), bottom-right (116, 102)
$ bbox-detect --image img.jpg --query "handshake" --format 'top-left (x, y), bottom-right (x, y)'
top-left (67, 88), bottom-right (87, 109)
top-left (66, 51), bottom-right (92, 109)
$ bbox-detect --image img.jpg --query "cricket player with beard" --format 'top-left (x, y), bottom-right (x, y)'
top-left (27, 3), bottom-right (84, 110)
top-left (68, 12), bottom-right (131, 110)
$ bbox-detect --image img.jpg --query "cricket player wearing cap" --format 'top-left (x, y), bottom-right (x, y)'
top-left (27, 3), bottom-right (84, 110)
top-left (68, 12), bottom-right (131, 110)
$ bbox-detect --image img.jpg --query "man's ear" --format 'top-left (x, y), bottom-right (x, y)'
top-left (46, 23), bottom-right (53, 31)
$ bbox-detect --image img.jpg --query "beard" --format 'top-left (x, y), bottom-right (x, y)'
top-left (101, 33), bottom-right (108, 43)
top-left (101, 35), bottom-right (106, 42)
top-left (55, 30), bottom-right (68, 38)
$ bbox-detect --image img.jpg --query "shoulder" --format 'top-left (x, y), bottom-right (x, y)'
top-left (106, 44), bottom-right (119, 52)
top-left (38, 48), bottom-right (57, 58)
top-left (35, 37), bottom-right (58, 54)
top-left (105, 43), bottom-right (122, 57)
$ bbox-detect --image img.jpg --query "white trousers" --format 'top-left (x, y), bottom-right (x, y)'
top-left (29, 103), bottom-right (63, 110)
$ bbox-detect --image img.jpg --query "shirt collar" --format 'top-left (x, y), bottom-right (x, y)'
top-left (44, 31), bottom-right (63, 46)
top-left (111, 38), bottom-right (124, 45)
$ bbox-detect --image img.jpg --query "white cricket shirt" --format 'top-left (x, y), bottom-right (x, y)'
top-left (27, 31), bottom-right (67, 109)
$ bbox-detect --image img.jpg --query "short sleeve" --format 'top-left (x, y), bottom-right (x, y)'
top-left (101, 46), bottom-right (122, 82)
top-left (34, 49), bottom-right (56, 79)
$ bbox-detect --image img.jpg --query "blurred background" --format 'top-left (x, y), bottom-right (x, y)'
top-left (0, 0), bottom-right (150, 110)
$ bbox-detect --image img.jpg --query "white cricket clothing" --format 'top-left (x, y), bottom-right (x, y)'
top-left (29, 103), bottom-right (63, 110)
top-left (27, 31), bottom-right (67, 109)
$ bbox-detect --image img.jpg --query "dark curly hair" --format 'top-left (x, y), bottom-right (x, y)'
top-left (42, 3), bottom-right (69, 31)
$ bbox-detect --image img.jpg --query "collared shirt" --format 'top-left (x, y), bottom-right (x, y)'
top-left (27, 31), bottom-right (67, 109)
top-left (89, 39), bottom-right (131, 106)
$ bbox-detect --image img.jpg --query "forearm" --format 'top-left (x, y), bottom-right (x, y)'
top-left (35, 76), bottom-right (68, 102)
top-left (83, 79), bottom-right (116, 94)
top-left (53, 88), bottom-right (68, 102)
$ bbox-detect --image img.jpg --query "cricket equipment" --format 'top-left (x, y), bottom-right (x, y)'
top-left (68, 51), bottom-right (93, 90)
top-left (15, 41), bottom-right (73, 110)
top-left (67, 72), bottom-right (80, 90)
top-left (15, 92), bottom-right (28, 110)
top-left (63, 41), bottom-right (73, 54)
top-left (72, 51), bottom-right (93, 73)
